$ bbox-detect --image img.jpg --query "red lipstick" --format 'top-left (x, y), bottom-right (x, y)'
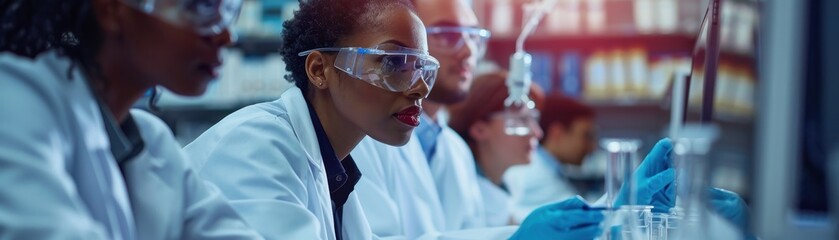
top-left (393, 106), bottom-right (421, 127)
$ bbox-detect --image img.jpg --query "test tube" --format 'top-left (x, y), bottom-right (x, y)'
top-left (650, 212), bottom-right (669, 240)
top-left (666, 208), bottom-right (683, 240)
top-left (600, 138), bottom-right (642, 239)
top-left (601, 138), bottom-right (642, 208)
top-left (620, 205), bottom-right (653, 240)
top-left (672, 124), bottom-right (720, 240)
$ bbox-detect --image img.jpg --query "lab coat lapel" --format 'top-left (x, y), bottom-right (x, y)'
top-left (281, 87), bottom-right (325, 173)
top-left (398, 132), bottom-right (447, 228)
top-left (280, 87), bottom-right (336, 239)
top-left (398, 134), bottom-right (437, 196)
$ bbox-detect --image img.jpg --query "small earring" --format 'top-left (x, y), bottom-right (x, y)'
top-left (318, 82), bottom-right (324, 86)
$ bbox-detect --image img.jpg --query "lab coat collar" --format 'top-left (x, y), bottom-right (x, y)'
top-left (280, 87), bottom-right (325, 173)
top-left (535, 145), bottom-right (565, 177)
top-left (95, 92), bottom-right (145, 166)
top-left (476, 164), bottom-right (510, 193)
top-left (68, 53), bottom-right (145, 165)
top-left (304, 95), bottom-right (359, 194)
top-left (303, 90), bottom-right (362, 240)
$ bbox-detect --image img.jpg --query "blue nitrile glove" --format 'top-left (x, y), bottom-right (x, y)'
top-left (614, 138), bottom-right (676, 213)
top-left (510, 196), bottom-right (604, 240)
top-left (709, 188), bottom-right (748, 228)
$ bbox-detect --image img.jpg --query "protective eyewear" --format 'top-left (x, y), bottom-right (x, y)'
top-left (492, 107), bottom-right (540, 136)
top-left (298, 45), bottom-right (440, 93)
top-left (426, 26), bottom-right (491, 57)
top-left (121, 0), bottom-right (242, 36)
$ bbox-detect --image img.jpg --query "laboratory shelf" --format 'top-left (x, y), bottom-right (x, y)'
top-left (486, 34), bottom-right (755, 70)
top-left (233, 35), bottom-right (284, 56)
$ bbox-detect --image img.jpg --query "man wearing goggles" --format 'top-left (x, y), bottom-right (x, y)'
top-left (423, 25), bottom-right (491, 103)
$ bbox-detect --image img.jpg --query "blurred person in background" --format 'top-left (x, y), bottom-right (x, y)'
top-left (0, 0), bottom-right (263, 239)
top-left (504, 94), bottom-right (598, 222)
top-left (447, 71), bottom-right (545, 225)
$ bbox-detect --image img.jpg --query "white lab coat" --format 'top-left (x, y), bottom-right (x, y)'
top-left (476, 174), bottom-right (512, 225)
top-left (184, 87), bottom-right (372, 240)
top-left (504, 148), bottom-right (580, 223)
top-left (0, 51), bottom-right (262, 239)
top-left (427, 127), bottom-right (499, 228)
top-left (351, 136), bottom-right (445, 238)
top-left (351, 123), bottom-right (518, 239)
top-left (124, 110), bottom-right (264, 240)
top-left (0, 51), bottom-right (135, 239)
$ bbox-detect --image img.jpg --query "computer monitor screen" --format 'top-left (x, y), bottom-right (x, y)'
top-left (688, 0), bottom-right (721, 124)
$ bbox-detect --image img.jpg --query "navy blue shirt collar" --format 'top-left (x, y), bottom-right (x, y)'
top-left (305, 100), bottom-right (361, 193)
top-left (96, 99), bottom-right (144, 165)
top-left (305, 99), bottom-right (361, 239)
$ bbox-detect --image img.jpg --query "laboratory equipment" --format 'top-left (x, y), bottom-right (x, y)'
top-left (602, 138), bottom-right (642, 208)
top-left (619, 205), bottom-right (653, 240)
top-left (503, 0), bottom-right (557, 136)
top-left (671, 124), bottom-right (720, 240)
top-left (666, 208), bottom-right (683, 239)
top-left (650, 212), bottom-right (668, 240)
top-left (668, 74), bottom-right (690, 140)
top-left (503, 51), bottom-right (536, 136)
top-left (599, 138), bottom-right (642, 240)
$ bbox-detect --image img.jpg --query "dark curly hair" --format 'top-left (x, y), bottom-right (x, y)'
top-left (0, 0), bottom-right (170, 109)
top-left (0, 0), bottom-right (103, 76)
top-left (279, 0), bottom-right (416, 94)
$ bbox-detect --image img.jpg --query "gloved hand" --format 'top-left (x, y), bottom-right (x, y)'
top-left (614, 138), bottom-right (676, 213)
top-left (510, 196), bottom-right (604, 240)
top-left (709, 188), bottom-right (748, 228)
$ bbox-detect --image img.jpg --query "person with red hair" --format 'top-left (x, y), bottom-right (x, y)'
top-left (504, 94), bottom-right (599, 222)
top-left (448, 71), bottom-right (545, 225)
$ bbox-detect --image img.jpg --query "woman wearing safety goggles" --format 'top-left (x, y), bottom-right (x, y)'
top-left (298, 45), bottom-right (439, 93)
top-left (0, 0), bottom-right (264, 239)
top-left (181, 0), bottom-right (439, 239)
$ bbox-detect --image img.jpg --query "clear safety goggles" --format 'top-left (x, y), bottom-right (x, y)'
top-left (298, 45), bottom-right (440, 93)
top-left (426, 26), bottom-right (491, 57)
top-left (121, 0), bottom-right (242, 35)
top-left (492, 106), bottom-right (541, 136)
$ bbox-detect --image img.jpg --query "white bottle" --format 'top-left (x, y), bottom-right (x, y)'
top-left (492, 0), bottom-right (515, 37)
top-left (586, 0), bottom-right (606, 33)
top-left (608, 49), bottom-right (628, 99)
top-left (634, 0), bottom-right (656, 34)
top-left (656, 0), bottom-right (679, 33)
top-left (627, 48), bottom-right (649, 98)
top-left (547, 0), bottom-right (581, 34)
top-left (585, 51), bottom-right (609, 101)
